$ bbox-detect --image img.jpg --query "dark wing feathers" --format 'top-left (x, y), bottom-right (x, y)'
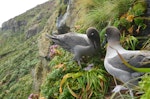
top-left (46, 33), bottom-right (89, 53)
top-left (108, 53), bottom-right (150, 73)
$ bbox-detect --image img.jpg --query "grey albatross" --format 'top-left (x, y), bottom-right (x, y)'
top-left (104, 26), bottom-right (150, 97)
top-left (46, 27), bottom-right (100, 66)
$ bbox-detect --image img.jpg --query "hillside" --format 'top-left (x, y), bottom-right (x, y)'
top-left (0, 0), bottom-right (150, 99)
top-left (0, 0), bottom-right (58, 98)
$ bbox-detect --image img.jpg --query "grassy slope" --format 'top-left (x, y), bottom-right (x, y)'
top-left (0, 0), bottom-right (150, 99)
top-left (0, 31), bottom-right (39, 98)
top-left (0, 1), bottom-right (57, 98)
top-left (41, 0), bottom-right (150, 99)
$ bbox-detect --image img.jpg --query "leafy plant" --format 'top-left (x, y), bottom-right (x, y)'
top-left (130, 1), bottom-right (147, 16)
top-left (41, 47), bottom-right (110, 99)
top-left (120, 33), bottom-right (139, 50)
top-left (139, 73), bottom-right (150, 99)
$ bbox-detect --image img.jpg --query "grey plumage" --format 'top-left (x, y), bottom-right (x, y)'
top-left (104, 26), bottom-right (150, 96)
top-left (46, 27), bottom-right (100, 66)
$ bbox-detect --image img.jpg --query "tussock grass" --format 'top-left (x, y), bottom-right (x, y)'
top-left (41, 47), bottom-right (110, 99)
top-left (76, 0), bottom-right (135, 31)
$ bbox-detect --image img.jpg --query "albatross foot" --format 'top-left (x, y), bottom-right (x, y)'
top-left (83, 63), bottom-right (94, 71)
top-left (112, 85), bottom-right (134, 98)
top-left (112, 85), bottom-right (128, 93)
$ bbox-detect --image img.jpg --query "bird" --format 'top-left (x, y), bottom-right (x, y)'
top-left (46, 27), bottom-right (100, 66)
top-left (104, 26), bottom-right (150, 97)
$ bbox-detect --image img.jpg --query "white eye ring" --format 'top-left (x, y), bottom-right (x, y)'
top-left (91, 33), bottom-right (94, 35)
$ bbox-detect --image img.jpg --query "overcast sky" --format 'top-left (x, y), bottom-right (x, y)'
top-left (0, 0), bottom-right (48, 27)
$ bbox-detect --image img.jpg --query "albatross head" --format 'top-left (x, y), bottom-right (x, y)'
top-left (86, 27), bottom-right (100, 49)
top-left (105, 26), bottom-right (121, 43)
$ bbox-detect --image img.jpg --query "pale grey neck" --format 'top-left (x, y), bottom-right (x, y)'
top-left (106, 43), bottom-right (126, 58)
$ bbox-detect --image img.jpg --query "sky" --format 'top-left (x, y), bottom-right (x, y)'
top-left (0, 0), bottom-right (48, 27)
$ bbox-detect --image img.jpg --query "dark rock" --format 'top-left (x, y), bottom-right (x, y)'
top-left (141, 0), bottom-right (150, 36)
top-left (146, 8), bottom-right (150, 15)
top-left (2, 19), bottom-right (27, 32)
top-left (56, 0), bottom-right (71, 34)
top-left (26, 24), bottom-right (42, 39)
top-left (57, 24), bottom-right (70, 34)
top-left (64, 0), bottom-right (69, 4)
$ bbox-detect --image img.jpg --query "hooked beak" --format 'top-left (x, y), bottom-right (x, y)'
top-left (93, 41), bottom-right (97, 49)
top-left (101, 34), bottom-right (107, 47)
top-left (93, 40), bottom-right (100, 49)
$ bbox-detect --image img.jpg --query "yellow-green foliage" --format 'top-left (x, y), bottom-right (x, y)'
top-left (130, 0), bottom-right (147, 16)
top-left (120, 33), bottom-right (139, 50)
top-left (75, 0), bottom-right (135, 31)
top-left (4, 75), bottom-right (33, 99)
top-left (139, 73), bottom-right (150, 99)
top-left (41, 0), bottom-right (150, 98)
top-left (0, 0), bottom-right (149, 99)
top-left (41, 47), bottom-right (109, 99)
top-left (0, 32), bottom-right (39, 99)
top-left (116, 0), bottom-right (147, 32)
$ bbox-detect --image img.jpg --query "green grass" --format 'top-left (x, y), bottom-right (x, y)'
top-left (0, 31), bottom-right (39, 99)
top-left (75, 0), bottom-right (135, 31)
top-left (41, 47), bottom-right (110, 99)
top-left (40, 0), bottom-right (150, 98)
top-left (139, 73), bottom-right (150, 99)
top-left (0, 0), bottom-right (150, 99)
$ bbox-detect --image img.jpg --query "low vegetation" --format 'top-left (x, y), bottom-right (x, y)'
top-left (0, 31), bottom-right (39, 98)
top-left (0, 0), bottom-right (150, 99)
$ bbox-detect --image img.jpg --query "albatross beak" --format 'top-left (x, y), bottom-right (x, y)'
top-left (93, 41), bottom-right (98, 49)
top-left (101, 34), bottom-right (107, 47)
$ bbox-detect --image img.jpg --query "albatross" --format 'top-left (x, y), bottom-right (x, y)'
top-left (46, 27), bottom-right (100, 66)
top-left (104, 26), bottom-right (150, 97)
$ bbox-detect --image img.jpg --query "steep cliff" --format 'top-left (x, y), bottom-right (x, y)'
top-left (1, 1), bottom-right (56, 39)
top-left (0, 0), bottom-right (150, 99)
top-left (0, 0), bottom-right (59, 98)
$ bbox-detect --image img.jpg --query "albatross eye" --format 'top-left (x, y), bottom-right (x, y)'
top-left (91, 33), bottom-right (94, 36)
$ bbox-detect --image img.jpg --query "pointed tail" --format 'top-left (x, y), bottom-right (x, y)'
top-left (45, 33), bottom-right (61, 43)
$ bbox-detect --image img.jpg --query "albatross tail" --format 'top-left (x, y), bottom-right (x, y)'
top-left (45, 34), bottom-right (60, 41)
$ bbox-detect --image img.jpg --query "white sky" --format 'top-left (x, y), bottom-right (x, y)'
top-left (0, 0), bottom-right (48, 27)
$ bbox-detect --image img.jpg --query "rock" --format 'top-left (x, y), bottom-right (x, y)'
top-left (38, 32), bottom-right (50, 58)
top-left (57, 23), bottom-right (70, 34)
top-left (2, 19), bottom-right (27, 32)
top-left (56, 0), bottom-right (72, 34)
top-left (26, 24), bottom-right (42, 39)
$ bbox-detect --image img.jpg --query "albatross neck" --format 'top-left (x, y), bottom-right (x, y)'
top-left (106, 41), bottom-right (125, 57)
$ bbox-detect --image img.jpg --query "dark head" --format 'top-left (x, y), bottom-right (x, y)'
top-left (86, 27), bottom-right (100, 49)
top-left (105, 26), bottom-right (121, 43)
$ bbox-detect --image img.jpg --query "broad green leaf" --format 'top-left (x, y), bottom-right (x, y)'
top-left (67, 83), bottom-right (80, 98)
top-left (59, 72), bottom-right (83, 93)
